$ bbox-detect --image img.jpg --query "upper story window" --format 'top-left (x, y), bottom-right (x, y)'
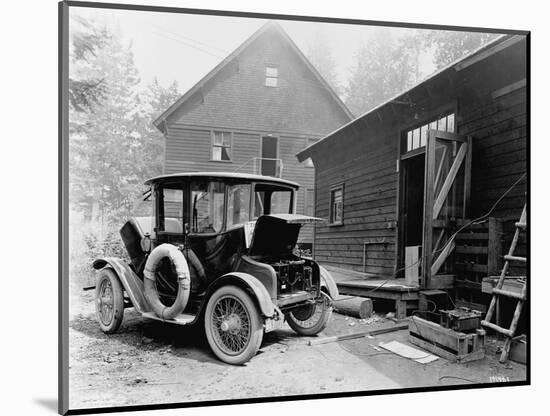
top-left (303, 138), bottom-right (318, 167)
top-left (212, 131), bottom-right (232, 161)
top-left (405, 113), bottom-right (455, 152)
top-left (265, 66), bottom-right (278, 87)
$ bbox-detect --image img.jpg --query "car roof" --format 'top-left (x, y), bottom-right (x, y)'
top-left (144, 172), bottom-right (300, 188)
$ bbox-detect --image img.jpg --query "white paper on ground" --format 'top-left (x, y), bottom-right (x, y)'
top-left (379, 340), bottom-right (438, 363)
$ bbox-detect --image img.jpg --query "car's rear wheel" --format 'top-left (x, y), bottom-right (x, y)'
top-left (204, 285), bottom-right (263, 365)
top-left (95, 268), bottom-right (125, 334)
top-left (286, 292), bottom-right (332, 336)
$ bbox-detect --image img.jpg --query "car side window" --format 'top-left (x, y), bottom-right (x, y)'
top-left (162, 188), bottom-right (184, 233)
top-left (227, 184), bottom-right (251, 228)
top-left (191, 181), bottom-right (225, 233)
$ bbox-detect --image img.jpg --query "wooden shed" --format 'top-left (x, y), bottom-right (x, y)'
top-left (297, 34), bottom-right (528, 311)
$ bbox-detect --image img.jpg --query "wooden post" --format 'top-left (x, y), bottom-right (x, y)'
top-left (463, 137), bottom-right (472, 219)
top-left (422, 131), bottom-right (437, 289)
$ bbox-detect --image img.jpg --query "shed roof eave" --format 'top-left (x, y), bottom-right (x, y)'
top-left (296, 34), bottom-right (523, 160)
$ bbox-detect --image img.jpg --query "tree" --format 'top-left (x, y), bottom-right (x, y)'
top-left (422, 30), bottom-right (498, 69)
top-left (305, 29), bottom-right (342, 97)
top-left (69, 16), bottom-right (110, 113)
top-left (344, 29), bottom-right (418, 117)
top-left (69, 22), bottom-right (180, 225)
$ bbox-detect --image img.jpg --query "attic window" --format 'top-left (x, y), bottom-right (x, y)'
top-left (265, 66), bottom-right (278, 87)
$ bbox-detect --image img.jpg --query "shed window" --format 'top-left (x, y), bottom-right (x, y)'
top-left (405, 113), bottom-right (455, 152)
top-left (212, 131), bottom-right (232, 161)
top-left (329, 185), bottom-right (344, 225)
top-left (265, 66), bottom-right (278, 87)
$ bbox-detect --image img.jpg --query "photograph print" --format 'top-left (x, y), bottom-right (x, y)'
top-left (59, 1), bottom-right (529, 414)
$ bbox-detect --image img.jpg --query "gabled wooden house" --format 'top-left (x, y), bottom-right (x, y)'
top-left (154, 21), bottom-right (353, 248)
top-left (297, 34), bottom-right (528, 312)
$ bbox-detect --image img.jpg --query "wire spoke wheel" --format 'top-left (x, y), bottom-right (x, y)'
top-left (286, 292), bottom-right (332, 336)
top-left (95, 268), bottom-right (125, 334)
top-left (205, 285), bottom-right (263, 365)
top-left (98, 280), bottom-right (114, 326)
top-left (212, 296), bottom-right (251, 355)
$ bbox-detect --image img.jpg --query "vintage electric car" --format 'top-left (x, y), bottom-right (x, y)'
top-left (92, 172), bottom-right (338, 364)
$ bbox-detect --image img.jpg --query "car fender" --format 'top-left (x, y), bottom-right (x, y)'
top-left (92, 257), bottom-right (150, 314)
top-left (206, 272), bottom-right (276, 318)
top-left (319, 265), bottom-right (339, 300)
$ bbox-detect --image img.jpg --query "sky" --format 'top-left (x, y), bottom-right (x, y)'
top-left (70, 6), bottom-right (446, 97)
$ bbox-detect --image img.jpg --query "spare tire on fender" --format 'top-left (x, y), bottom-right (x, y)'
top-left (143, 244), bottom-right (191, 320)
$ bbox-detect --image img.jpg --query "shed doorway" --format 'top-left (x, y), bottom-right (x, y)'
top-left (402, 153), bottom-right (425, 248)
top-left (399, 152), bottom-right (425, 283)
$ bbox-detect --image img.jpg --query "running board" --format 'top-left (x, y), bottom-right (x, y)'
top-left (141, 311), bottom-right (196, 325)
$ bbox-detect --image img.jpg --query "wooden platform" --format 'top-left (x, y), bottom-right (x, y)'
top-left (334, 276), bottom-right (419, 319)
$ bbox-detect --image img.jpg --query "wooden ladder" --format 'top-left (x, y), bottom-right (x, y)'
top-left (481, 203), bottom-right (527, 363)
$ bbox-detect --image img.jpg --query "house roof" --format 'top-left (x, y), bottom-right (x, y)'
top-left (153, 21), bottom-right (353, 132)
top-left (296, 34), bottom-right (525, 162)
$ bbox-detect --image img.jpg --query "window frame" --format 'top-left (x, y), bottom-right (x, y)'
top-left (189, 180), bottom-right (226, 235)
top-left (155, 182), bottom-right (187, 235)
top-left (401, 105), bottom-right (457, 154)
top-left (265, 65), bottom-right (279, 88)
top-left (211, 130), bottom-right (233, 162)
top-left (305, 188), bottom-right (315, 217)
top-left (226, 182), bottom-right (253, 229)
top-left (328, 183), bottom-right (344, 226)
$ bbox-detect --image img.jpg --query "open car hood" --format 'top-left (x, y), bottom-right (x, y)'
top-left (247, 214), bottom-right (325, 257)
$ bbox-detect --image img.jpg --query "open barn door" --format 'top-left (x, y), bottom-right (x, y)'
top-left (421, 130), bottom-right (472, 289)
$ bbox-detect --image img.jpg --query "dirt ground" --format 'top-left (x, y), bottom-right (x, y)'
top-left (68, 290), bottom-right (526, 411)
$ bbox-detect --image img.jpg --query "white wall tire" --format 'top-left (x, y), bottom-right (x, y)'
top-left (95, 268), bottom-right (125, 334)
top-left (204, 285), bottom-right (263, 365)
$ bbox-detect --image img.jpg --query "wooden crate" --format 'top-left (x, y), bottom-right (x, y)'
top-left (408, 316), bottom-right (485, 363)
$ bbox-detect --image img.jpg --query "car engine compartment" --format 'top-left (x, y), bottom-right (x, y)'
top-left (267, 258), bottom-right (317, 295)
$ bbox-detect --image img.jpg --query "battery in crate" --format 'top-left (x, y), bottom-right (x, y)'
top-left (440, 307), bottom-right (483, 332)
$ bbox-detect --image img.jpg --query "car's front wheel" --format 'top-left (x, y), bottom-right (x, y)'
top-left (286, 292), bottom-right (332, 336)
top-left (204, 285), bottom-right (263, 365)
top-left (95, 268), bottom-right (125, 334)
